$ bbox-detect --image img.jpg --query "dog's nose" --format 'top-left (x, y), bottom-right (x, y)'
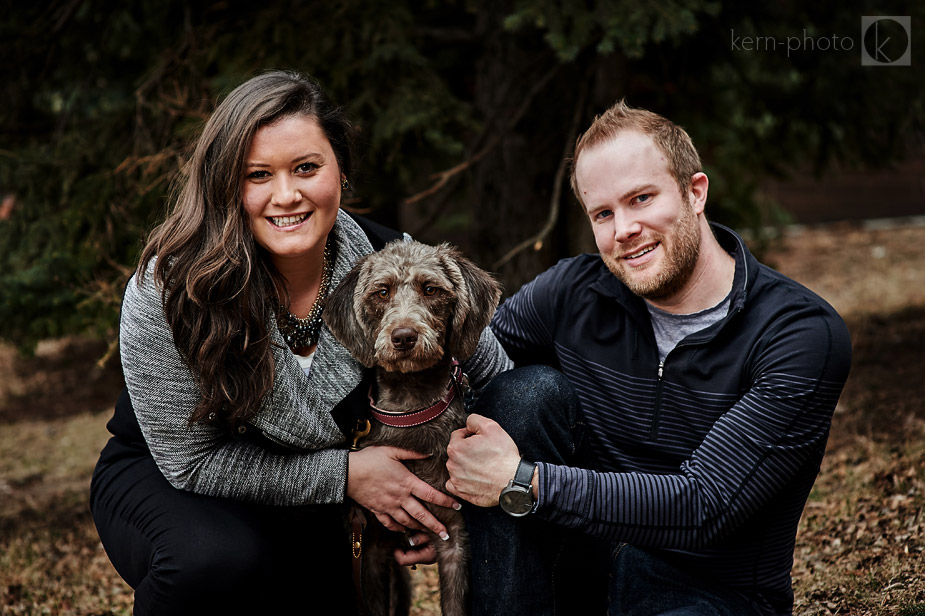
top-left (391, 328), bottom-right (418, 350)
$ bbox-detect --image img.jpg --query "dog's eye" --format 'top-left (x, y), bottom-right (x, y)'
top-left (376, 288), bottom-right (390, 299)
top-left (423, 285), bottom-right (438, 296)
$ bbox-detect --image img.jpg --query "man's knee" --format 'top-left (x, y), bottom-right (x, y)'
top-left (473, 365), bottom-right (581, 463)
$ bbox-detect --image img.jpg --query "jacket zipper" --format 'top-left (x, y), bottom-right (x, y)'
top-left (650, 361), bottom-right (665, 440)
top-left (643, 224), bottom-right (752, 442)
top-left (647, 296), bottom-right (744, 441)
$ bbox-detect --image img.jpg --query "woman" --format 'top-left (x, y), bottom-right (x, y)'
top-left (90, 70), bottom-right (511, 614)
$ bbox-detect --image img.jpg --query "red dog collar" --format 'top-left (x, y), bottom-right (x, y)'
top-left (369, 360), bottom-right (465, 428)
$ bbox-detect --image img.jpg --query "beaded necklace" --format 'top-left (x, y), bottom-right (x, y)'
top-left (276, 237), bottom-right (334, 351)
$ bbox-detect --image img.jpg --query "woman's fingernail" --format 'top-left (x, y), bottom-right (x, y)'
top-left (440, 532), bottom-right (450, 541)
top-left (453, 502), bottom-right (462, 511)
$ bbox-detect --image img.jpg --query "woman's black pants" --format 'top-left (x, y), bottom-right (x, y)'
top-left (89, 390), bottom-right (356, 615)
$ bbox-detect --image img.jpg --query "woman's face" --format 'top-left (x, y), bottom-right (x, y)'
top-left (242, 114), bottom-right (342, 269)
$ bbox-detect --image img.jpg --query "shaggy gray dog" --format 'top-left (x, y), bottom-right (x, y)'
top-left (323, 239), bottom-right (502, 616)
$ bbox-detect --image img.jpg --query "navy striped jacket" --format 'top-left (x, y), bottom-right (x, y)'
top-left (490, 224), bottom-right (851, 615)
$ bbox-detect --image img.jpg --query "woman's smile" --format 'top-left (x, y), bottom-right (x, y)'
top-left (267, 212), bottom-right (311, 228)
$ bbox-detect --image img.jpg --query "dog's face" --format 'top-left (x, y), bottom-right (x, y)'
top-left (323, 241), bottom-right (502, 374)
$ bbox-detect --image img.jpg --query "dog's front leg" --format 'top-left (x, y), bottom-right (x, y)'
top-left (361, 523), bottom-right (412, 616)
top-left (434, 510), bottom-right (470, 616)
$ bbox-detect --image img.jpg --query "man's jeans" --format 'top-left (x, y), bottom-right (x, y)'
top-left (464, 365), bottom-right (761, 616)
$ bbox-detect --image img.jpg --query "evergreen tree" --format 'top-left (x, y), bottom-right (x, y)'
top-left (1, 0), bottom-right (921, 351)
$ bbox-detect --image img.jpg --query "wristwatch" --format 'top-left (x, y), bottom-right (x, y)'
top-left (499, 458), bottom-right (537, 517)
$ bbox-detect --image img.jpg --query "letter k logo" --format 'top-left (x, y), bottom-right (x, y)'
top-left (861, 16), bottom-right (912, 66)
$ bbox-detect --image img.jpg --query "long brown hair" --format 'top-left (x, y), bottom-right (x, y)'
top-left (136, 70), bottom-right (355, 428)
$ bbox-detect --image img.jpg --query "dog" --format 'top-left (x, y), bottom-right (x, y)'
top-left (323, 239), bottom-right (502, 616)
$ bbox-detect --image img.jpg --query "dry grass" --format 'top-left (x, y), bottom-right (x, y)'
top-left (2, 221), bottom-right (924, 615)
top-left (793, 437), bottom-right (925, 615)
top-left (0, 411), bottom-right (134, 615)
top-left (767, 220), bottom-right (925, 616)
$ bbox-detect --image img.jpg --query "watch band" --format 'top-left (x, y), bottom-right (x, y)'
top-left (512, 457), bottom-right (535, 489)
top-left (499, 457), bottom-right (537, 517)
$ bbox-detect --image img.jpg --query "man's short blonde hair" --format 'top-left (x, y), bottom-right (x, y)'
top-left (569, 100), bottom-right (702, 206)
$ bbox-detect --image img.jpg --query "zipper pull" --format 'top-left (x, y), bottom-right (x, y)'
top-left (658, 361), bottom-right (664, 380)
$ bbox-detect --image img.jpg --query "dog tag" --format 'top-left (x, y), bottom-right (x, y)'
top-left (350, 419), bottom-right (371, 451)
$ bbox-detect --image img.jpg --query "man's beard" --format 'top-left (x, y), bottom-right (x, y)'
top-left (602, 201), bottom-right (701, 301)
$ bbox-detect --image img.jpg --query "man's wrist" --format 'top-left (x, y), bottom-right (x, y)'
top-left (499, 457), bottom-right (537, 517)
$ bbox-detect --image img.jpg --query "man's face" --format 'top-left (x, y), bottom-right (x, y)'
top-left (574, 131), bottom-right (704, 302)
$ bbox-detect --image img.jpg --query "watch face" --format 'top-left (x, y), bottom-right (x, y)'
top-left (499, 487), bottom-right (534, 516)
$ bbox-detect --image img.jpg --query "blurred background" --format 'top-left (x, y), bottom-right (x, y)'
top-left (1, 1), bottom-right (924, 614)
top-left (1, 0), bottom-right (922, 352)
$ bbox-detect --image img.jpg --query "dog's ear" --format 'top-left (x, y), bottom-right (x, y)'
top-left (322, 261), bottom-right (376, 367)
top-left (438, 243), bottom-right (503, 361)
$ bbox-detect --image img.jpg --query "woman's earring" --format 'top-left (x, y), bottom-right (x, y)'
top-left (341, 178), bottom-right (349, 191)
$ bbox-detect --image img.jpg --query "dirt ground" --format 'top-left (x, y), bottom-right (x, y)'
top-left (765, 220), bottom-right (925, 615)
top-left (1, 219), bottom-right (924, 614)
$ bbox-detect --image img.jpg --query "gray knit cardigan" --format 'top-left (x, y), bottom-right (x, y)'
top-left (120, 210), bottom-right (512, 506)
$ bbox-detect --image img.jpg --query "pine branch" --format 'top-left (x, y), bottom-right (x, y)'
top-left (493, 81), bottom-right (588, 271)
top-left (403, 63), bottom-right (561, 208)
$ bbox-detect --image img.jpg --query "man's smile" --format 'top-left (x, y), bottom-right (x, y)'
top-left (624, 244), bottom-right (658, 260)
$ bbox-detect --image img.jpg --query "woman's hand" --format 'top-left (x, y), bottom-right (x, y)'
top-left (347, 446), bottom-right (461, 539)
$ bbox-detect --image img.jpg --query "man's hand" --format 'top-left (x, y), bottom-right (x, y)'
top-left (393, 532), bottom-right (438, 567)
top-left (445, 414), bottom-right (522, 507)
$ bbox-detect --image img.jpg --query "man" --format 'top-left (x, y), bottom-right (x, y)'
top-left (445, 101), bottom-right (852, 615)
